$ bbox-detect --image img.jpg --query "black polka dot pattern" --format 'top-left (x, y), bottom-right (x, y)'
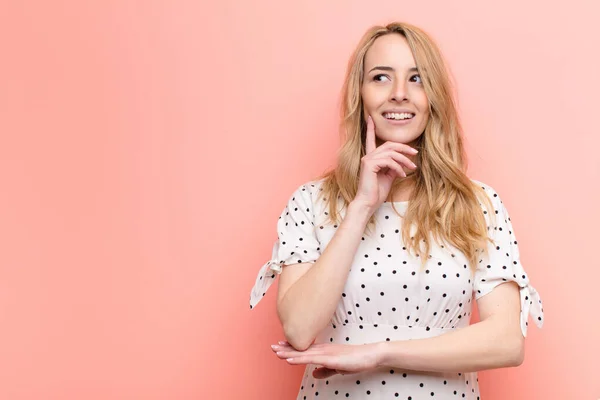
top-left (249, 179), bottom-right (544, 398)
top-left (473, 181), bottom-right (544, 337)
top-left (249, 182), bottom-right (323, 309)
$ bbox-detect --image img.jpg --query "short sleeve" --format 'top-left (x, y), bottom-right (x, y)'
top-left (473, 182), bottom-right (544, 337)
top-left (249, 182), bottom-right (322, 309)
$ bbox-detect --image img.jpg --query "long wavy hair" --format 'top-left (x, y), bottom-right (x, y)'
top-left (314, 22), bottom-right (496, 272)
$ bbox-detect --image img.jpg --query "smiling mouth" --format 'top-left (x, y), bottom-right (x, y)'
top-left (383, 112), bottom-right (415, 121)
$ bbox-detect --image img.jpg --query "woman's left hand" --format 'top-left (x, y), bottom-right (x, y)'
top-left (271, 341), bottom-right (382, 379)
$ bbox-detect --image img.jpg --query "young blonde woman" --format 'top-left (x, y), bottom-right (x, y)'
top-left (249, 21), bottom-right (544, 399)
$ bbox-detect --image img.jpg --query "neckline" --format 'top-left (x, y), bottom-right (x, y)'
top-left (383, 200), bottom-right (409, 205)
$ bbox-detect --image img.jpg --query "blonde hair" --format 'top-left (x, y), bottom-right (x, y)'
top-left (315, 21), bottom-right (495, 271)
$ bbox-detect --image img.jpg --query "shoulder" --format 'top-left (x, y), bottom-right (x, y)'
top-left (469, 177), bottom-right (498, 196)
top-left (469, 178), bottom-right (504, 207)
top-left (289, 177), bottom-right (327, 202)
top-left (468, 178), bottom-right (517, 235)
top-left (300, 177), bottom-right (327, 194)
top-left (282, 178), bottom-right (328, 213)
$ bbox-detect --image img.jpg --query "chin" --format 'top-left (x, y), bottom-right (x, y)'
top-left (381, 131), bottom-right (422, 144)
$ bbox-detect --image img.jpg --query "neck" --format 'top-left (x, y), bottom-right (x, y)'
top-left (387, 174), bottom-right (416, 202)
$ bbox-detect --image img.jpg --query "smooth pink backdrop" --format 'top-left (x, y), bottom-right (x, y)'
top-left (0, 1), bottom-right (598, 399)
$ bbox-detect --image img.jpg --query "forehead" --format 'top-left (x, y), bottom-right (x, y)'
top-left (363, 33), bottom-right (416, 71)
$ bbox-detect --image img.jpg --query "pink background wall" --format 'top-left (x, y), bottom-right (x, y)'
top-left (0, 1), bottom-right (598, 399)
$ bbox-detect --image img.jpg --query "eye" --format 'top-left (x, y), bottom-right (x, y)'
top-left (410, 74), bottom-right (422, 83)
top-left (373, 74), bottom-right (390, 82)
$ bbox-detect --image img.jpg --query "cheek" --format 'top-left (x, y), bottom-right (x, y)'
top-left (412, 89), bottom-right (429, 110)
top-left (360, 88), bottom-right (373, 109)
top-left (416, 94), bottom-right (430, 120)
top-left (361, 86), bottom-right (386, 109)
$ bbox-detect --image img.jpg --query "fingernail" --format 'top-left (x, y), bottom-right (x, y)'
top-left (271, 345), bottom-right (278, 350)
top-left (279, 341), bottom-right (286, 345)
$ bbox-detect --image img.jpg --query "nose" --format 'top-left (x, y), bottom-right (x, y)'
top-left (389, 79), bottom-right (408, 102)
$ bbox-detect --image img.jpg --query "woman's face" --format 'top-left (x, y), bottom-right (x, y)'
top-left (361, 33), bottom-right (430, 148)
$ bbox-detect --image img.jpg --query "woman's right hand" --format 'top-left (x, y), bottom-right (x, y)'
top-left (352, 115), bottom-right (419, 214)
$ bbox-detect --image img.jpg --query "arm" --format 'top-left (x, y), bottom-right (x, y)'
top-left (277, 201), bottom-right (372, 351)
top-left (375, 281), bottom-right (525, 373)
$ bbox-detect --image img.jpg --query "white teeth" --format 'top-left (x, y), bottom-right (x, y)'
top-left (384, 112), bottom-right (414, 120)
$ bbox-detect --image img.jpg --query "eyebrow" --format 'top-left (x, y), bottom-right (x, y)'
top-left (368, 66), bottom-right (419, 73)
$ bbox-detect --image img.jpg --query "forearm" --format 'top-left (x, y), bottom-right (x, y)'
top-left (376, 318), bottom-right (524, 373)
top-left (279, 202), bottom-right (372, 350)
